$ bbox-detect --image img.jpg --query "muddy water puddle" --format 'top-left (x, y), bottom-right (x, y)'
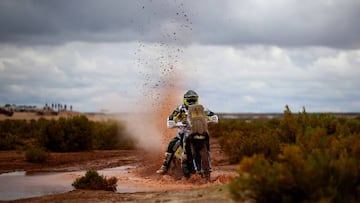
top-left (0, 165), bottom-right (150, 201)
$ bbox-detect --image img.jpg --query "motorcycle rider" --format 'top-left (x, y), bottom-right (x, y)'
top-left (156, 90), bottom-right (219, 175)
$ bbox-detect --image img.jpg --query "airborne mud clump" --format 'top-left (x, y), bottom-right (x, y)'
top-left (116, 2), bottom-right (192, 182)
top-left (125, 1), bottom-right (193, 156)
top-left (118, 0), bottom-right (221, 187)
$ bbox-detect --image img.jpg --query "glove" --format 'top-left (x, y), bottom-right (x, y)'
top-left (209, 115), bottom-right (219, 123)
top-left (167, 120), bottom-right (176, 128)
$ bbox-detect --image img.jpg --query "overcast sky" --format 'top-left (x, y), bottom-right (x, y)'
top-left (0, 0), bottom-right (359, 113)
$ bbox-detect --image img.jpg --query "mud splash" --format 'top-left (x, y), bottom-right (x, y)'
top-left (125, 43), bottom-right (188, 153)
top-left (122, 0), bottom-right (195, 153)
top-left (118, 0), bottom-right (196, 181)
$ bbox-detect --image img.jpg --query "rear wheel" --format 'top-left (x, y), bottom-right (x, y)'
top-left (199, 142), bottom-right (211, 181)
top-left (191, 139), bottom-right (211, 181)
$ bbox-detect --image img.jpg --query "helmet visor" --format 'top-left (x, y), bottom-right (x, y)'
top-left (185, 98), bottom-right (198, 105)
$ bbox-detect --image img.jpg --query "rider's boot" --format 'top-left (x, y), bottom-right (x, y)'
top-left (156, 152), bottom-right (172, 175)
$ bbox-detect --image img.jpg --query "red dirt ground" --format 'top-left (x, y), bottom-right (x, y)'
top-left (0, 112), bottom-right (238, 203)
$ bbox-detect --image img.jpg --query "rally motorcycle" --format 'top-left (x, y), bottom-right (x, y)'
top-left (170, 104), bottom-right (212, 181)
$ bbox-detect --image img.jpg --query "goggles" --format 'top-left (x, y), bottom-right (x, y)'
top-left (185, 98), bottom-right (198, 104)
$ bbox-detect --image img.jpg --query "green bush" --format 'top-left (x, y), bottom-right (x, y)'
top-left (38, 116), bottom-right (93, 152)
top-left (72, 170), bottom-right (117, 191)
top-left (92, 119), bottom-right (135, 150)
top-left (0, 120), bottom-right (25, 150)
top-left (345, 118), bottom-right (360, 135)
top-left (25, 147), bottom-right (49, 163)
top-left (278, 105), bottom-right (297, 144)
top-left (0, 133), bottom-right (18, 150)
top-left (0, 116), bottom-right (135, 152)
top-left (216, 119), bottom-right (281, 164)
top-left (227, 106), bottom-right (360, 203)
top-left (231, 143), bottom-right (360, 203)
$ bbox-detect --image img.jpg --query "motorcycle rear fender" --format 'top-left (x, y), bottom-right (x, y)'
top-left (192, 134), bottom-right (207, 139)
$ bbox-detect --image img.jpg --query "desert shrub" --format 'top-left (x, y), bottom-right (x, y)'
top-left (229, 110), bottom-right (360, 203)
top-left (0, 119), bottom-right (41, 150)
top-left (218, 120), bottom-right (281, 164)
top-left (92, 119), bottom-right (135, 150)
top-left (38, 116), bottom-right (93, 152)
top-left (37, 116), bottom-right (136, 152)
top-left (278, 105), bottom-right (298, 144)
top-left (72, 170), bottom-right (117, 191)
top-left (232, 145), bottom-right (360, 203)
top-left (218, 131), bottom-right (245, 164)
top-left (25, 147), bottom-right (49, 163)
top-left (0, 119), bottom-right (34, 138)
top-left (0, 132), bottom-right (19, 150)
top-left (208, 119), bottom-right (251, 139)
top-left (208, 119), bottom-right (233, 138)
top-left (38, 119), bottom-right (65, 151)
top-left (0, 120), bottom-right (19, 150)
top-left (92, 120), bottom-right (119, 150)
top-left (345, 118), bottom-right (360, 135)
top-left (0, 116), bottom-right (134, 152)
top-left (221, 131), bottom-right (281, 164)
top-left (62, 115), bottom-right (93, 151)
top-left (230, 154), bottom-right (291, 203)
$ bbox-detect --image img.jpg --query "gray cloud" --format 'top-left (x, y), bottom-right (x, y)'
top-left (1, 0), bottom-right (359, 48)
top-left (186, 45), bottom-right (360, 112)
top-left (1, 0), bottom-right (360, 113)
top-left (0, 0), bottom-right (191, 45)
top-left (190, 0), bottom-right (360, 48)
top-left (0, 42), bottom-right (141, 112)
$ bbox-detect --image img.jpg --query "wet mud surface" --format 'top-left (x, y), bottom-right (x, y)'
top-left (0, 139), bottom-right (238, 203)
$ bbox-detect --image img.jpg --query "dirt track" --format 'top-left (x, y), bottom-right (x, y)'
top-left (0, 112), bottom-right (238, 202)
top-left (0, 142), bottom-right (237, 203)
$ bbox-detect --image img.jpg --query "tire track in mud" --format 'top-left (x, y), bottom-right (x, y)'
top-left (118, 138), bottom-right (238, 193)
top-left (0, 138), bottom-right (238, 202)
